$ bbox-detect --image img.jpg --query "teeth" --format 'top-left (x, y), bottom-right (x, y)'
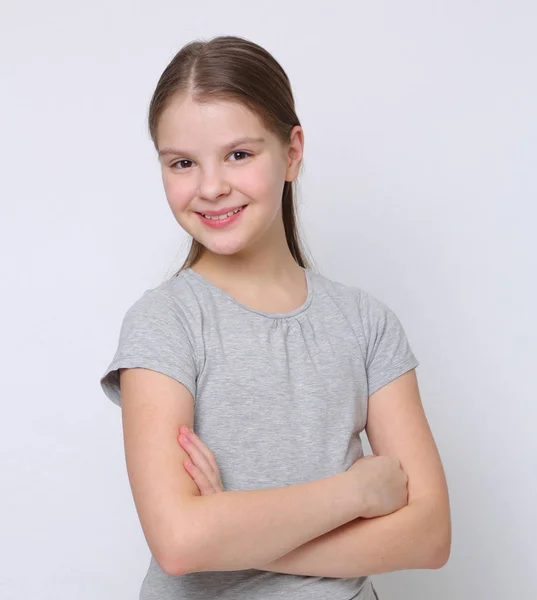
top-left (203, 207), bottom-right (243, 220)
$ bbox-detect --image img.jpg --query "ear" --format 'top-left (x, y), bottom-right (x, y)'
top-left (285, 126), bottom-right (305, 182)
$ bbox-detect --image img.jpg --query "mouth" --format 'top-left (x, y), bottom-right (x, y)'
top-left (196, 205), bottom-right (246, 218)
top-left (195, 205), bottom-right (248, 228)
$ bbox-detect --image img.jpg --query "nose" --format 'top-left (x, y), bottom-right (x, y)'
top-left (197, 165), bottom-right (231, 201)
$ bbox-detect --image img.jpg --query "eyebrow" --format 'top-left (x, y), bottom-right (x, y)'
top-left (158, 136), bottom-right (266, 158)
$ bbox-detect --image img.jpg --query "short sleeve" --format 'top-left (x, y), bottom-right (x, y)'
top-left (100, 287), bottom-right (198, 407)
top-left (358, 289), bottom-right (420, 397)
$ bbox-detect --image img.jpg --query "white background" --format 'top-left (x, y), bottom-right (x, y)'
top-left (1, 1), bottom-right (536, 598)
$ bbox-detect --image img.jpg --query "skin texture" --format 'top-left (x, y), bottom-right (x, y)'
top-left (123, 94), bottom-right (450, 576)
top-left (122, 96), bottom-right (385, 577)
top-left (157, 95), bottom-right (305, 284)
top-left (177, 368), bottom-right (451, 577)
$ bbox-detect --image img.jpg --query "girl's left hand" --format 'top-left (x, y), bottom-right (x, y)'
top-left (177, 426), bottom-right (225, 495)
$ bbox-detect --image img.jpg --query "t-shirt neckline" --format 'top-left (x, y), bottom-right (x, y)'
top-left (183, 267), bottom-right (314, 319)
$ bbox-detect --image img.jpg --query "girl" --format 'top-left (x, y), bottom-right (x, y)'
top-left (100, 35), bottom-right (450, 600)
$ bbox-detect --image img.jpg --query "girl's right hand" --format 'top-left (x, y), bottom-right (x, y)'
top-left (347, 455), bottom-right (409, 519)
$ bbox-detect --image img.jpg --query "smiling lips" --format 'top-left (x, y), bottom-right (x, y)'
top-left (196, 205), bottom-right (247, 228)
top-left (197, 205), bottom-right (245, 217)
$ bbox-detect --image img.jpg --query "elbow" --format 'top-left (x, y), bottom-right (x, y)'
top-left (154, 502), bottom-right (204, 577)
top-left (412, 494), bottom-right (451, 570)
top-left (157, 553), bottom-right (185, 578)
top-left (426, 540), bottom-right (451, 570)
top-left (426, 517), bottom-right (452, 569)
top-left (156, 537), bottom-right (200, 577)
top-left (428, 540), bottom-right (451, 569)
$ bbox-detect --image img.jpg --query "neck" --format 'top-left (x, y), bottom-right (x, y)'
top-left (193, 250), bottom-right (302, 287)
top-left (191, 212), bottom-right (305, 287)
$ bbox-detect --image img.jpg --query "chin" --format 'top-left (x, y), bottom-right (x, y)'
top-left (197, 237), bottom-right (250, 256)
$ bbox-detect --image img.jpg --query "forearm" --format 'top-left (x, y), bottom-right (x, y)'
top-left (180, 471), bottom-right (363, 575)
top-left (255, 498), bottom-right (450, 578)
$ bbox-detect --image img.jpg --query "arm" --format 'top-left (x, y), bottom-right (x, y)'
top-left (182, 468), bottom-right (362, 575)
top-left (255, 498), bottom-right (447, 578)
top-left (120, 368), bottom-right (367, 578)
top-left (255, 369), bottom-right (451, 578)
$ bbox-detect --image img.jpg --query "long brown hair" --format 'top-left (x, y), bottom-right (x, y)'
top-left (147, 35), bottom-right (315, 276)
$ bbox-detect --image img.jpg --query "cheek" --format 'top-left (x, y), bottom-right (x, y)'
top-left (162, 175), bottom-right (195, 212)
top-left (240, 160), bottom-right (284, 200)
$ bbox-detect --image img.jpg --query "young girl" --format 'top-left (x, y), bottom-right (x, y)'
top-left (100, 35), bottom-right (450, 600)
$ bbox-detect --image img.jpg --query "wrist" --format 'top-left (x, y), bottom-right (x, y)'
top-left (333, 470), bottom-right (370, 521)
top-left (339, 469), bottom-right (371, 519)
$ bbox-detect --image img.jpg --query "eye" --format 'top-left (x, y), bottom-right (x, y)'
top-left (229, 151), bottom-right (251, 161)
top-left (170, 151), bottom-right (252, 171)
top-left (170, 159), bottom-right (193, 170)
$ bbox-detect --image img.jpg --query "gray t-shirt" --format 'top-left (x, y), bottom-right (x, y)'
top-left (100, 266), bottom-right (419, 600)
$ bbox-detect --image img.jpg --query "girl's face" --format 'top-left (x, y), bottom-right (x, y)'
top-left (156, 95), bottom-right (303, 258)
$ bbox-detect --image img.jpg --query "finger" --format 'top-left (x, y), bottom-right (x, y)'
top-left (184, 459), bottom-right (216, 495)
top-left (183, 428), bottom-right (218, 471)
top-left (187, 433), bottom-right (225, 490)
top-left (179, 434), bottom-right (225, 492)
top-left (178, 433), bottom-right (216, 482)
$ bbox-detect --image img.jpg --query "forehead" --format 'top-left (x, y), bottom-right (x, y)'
top-left (157, 96), bottom-right (269, 148)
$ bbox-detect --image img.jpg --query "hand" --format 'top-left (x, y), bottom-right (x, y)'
top-left (177, 425), bottom-right (225, 495)
top-left (347, 454), bottom-right (409, 519)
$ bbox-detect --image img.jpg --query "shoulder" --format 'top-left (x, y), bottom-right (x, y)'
top-left (309, 269), bottom-right (389, 319)
top-left (309, 269), bottom-right (410, 350)
top-left (312, 272), bottom-right (420, 393)
top-left (123, 270), bottom-right (199, 325)
top-left (101, 271), bottom-right (201, 406)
